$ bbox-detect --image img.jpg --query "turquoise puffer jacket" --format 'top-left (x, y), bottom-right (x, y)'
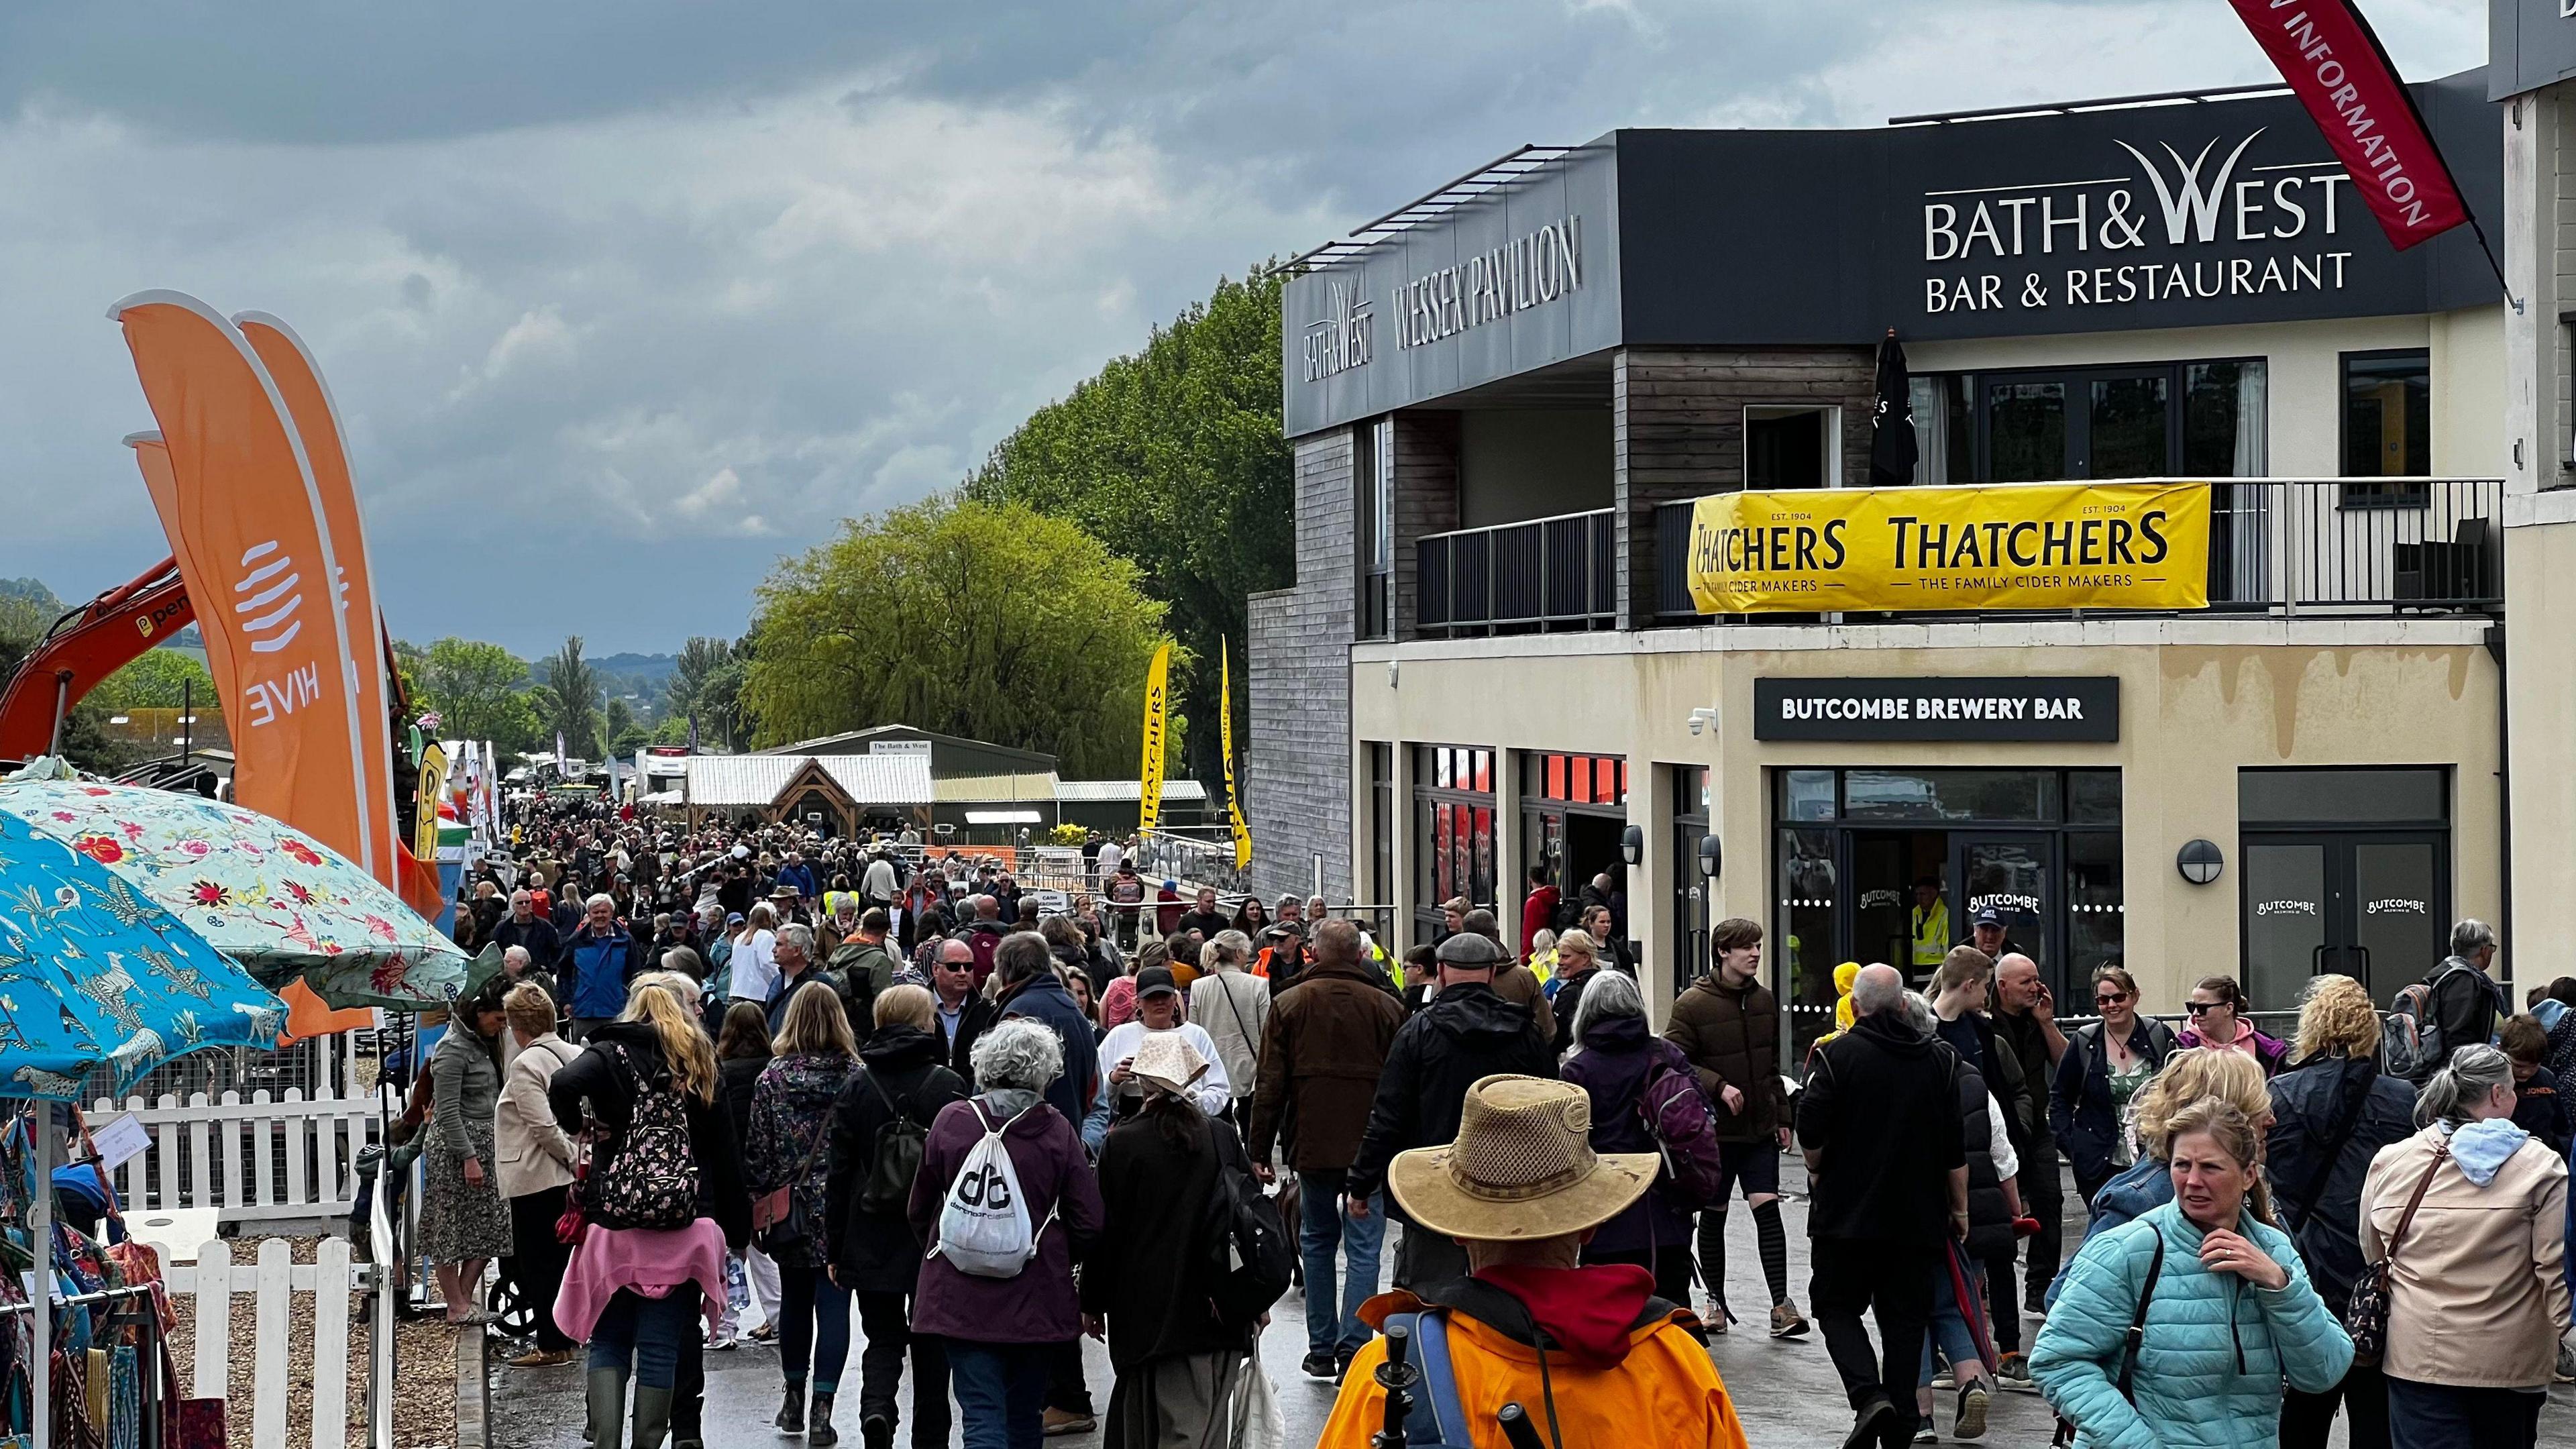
top-left (2031, 1200), bottom-right (2353, 1449)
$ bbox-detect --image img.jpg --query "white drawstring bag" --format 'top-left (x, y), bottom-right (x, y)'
top-left (1226, 1352), bottom-right (1288, 1449)
top-left (930, 1099), bottom-right (1055, 1279)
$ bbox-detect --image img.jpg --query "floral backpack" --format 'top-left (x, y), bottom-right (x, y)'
top-left (589, 1045), bottom-right (700, 1231)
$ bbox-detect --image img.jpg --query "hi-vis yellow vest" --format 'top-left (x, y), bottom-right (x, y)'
top-left (1911, 900), bottom-right (1950, 969)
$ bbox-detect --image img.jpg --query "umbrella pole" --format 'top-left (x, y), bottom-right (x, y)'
top-left (31, 1108), bottom-right (52, 1449)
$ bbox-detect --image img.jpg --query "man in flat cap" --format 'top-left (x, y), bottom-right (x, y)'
top-left (1346, 930), bottom-right (1557, 1290)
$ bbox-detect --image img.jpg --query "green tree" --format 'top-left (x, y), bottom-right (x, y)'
top-left (744, 496), bottom-right (1179, 777)
top-left (665, 636), bottom-right (746, 748)
top-left (93, 648), bottom-right (215, 709)
top-left (603, 696), bottom-right (644, 755)
top-left (0, 592), bottom-right (126, 772)
top-left (409, 637), bottom-right (540, 749)
top-left (966, 264), bottom-right (1289, 788)
top-left (541, 636), bottom-right (604, 758)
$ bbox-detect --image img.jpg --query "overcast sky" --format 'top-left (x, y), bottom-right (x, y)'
top-left (0, 1), bottom-right (2485, 658)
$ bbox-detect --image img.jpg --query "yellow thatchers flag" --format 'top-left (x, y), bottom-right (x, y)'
top-left (1222, 640), bottom-right (1251, 869)
top-left (1138, 642), bottom-right (1171, 833)
top-left (414, 739), bottom-right (450, 860)
top-left (1686, 480), bottom-right (2210, 614)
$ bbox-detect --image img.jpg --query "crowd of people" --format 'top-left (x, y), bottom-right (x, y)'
top-left (412, 793), bottom-right (2576, 1449)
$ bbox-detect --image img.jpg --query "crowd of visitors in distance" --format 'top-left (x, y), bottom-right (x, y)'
top-left (410, 790), bottom-right (2571, 1449)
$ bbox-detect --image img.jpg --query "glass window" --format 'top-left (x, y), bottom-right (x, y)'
top-left (2065, 831), bottom-right (2124, 983)
top-left (1843, 769), bottom-right (2055, 823)
top-left (2184, 361), bottom-right (2267, 476)
top-left (1779, 828), bottom-right (1839, 1056)
top-left (1671, 765), bottom-right (1712, 995)
top-left (2068, 771), bottom-right (2121, 825)
top-left (1366, 742), bottom-right (1393, 909)
top-left (2241, 768), bottom-right (2445, 826)
top-left (1986, 381), bottom-right (2067, 482)
top-left (1782, 769), bottom-right (1835, 822)
top-left (2342, 350), bottom-right (2430, 481)
top-left (1747, 409), bottom-right (1831, 489)
top-left (2242, 842), bottom-right (2328, 1010)
top-left (1523, 753), bottom-right (1627, 807)
top-left (2087, 375), bottom-right (2169, 480)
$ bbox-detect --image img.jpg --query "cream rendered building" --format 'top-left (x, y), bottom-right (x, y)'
top-left (1254, 68), bottom-right (2522, 1067)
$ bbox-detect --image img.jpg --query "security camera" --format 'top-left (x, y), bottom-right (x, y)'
top-left (1686, 706), bottom-right (1717, 737)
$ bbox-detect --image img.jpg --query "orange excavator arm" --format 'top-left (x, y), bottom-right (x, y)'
top-left (0, 556), bottom-right (194, 761)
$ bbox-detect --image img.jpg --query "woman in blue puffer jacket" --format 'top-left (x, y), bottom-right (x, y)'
top-left (2033, 1096), bottom-right (2351, 1449)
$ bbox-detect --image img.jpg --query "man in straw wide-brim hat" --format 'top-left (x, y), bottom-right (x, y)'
top-left (1317, 1074), bottom-right (1750, 1449)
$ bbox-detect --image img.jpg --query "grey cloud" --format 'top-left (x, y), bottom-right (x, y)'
top-left (0, 1), bottom-right (2485, 655)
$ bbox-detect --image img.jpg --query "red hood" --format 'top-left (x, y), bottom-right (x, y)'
top-left (1472, 1264), bottom-right (1659, 1369)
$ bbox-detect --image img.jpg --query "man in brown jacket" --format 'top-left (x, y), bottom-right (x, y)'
top-left (1664, 916), bottom-right (1807, 1339)
top-left (1464, 906), bottom-right (1555, 1046)
top-left (1247, 918), bottom-right (1409, 1380)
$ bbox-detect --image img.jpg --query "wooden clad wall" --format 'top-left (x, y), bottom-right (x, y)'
top-left (1612, 347), bottom-right (1876, 625)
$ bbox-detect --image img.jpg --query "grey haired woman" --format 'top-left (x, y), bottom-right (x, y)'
top-left (2358, 1044), bottom-right (2571, 1448)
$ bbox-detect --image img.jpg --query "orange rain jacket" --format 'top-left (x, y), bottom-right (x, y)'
top-left (1316, 1272), bottom-right (1750, 1449)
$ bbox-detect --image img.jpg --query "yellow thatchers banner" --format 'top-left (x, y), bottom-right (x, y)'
top-left (1686, 481), bottom-right (2210, 614)
top-left (1221, 640), bottom-right (1250, 869)
top-left (1138, 642), bottom-right (1171, 833)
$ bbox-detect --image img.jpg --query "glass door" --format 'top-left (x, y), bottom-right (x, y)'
top-left (2240, 833), bottom-right (2447, 1010)
top-left (2241, 842), bottom-right (2328, 1011)
top-left (1950, 833), bottom-right (2052, 977)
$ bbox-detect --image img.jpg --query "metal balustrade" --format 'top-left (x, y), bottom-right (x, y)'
top-left (1415, 508), bottom-right (1617, 637)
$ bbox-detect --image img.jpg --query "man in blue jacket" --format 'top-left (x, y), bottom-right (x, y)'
top-left (559, 892), bottom-right (639, 1040)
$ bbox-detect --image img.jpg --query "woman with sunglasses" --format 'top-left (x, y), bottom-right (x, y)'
top-left (2051, 966), bottom-right (2179, 1203)
top-left (2178, 974), bottom-right (2290, 1079)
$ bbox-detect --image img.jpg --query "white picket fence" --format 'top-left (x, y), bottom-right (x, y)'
top-left (87, 1087), bottom-right (382, 1222)
top-left (168, 1238), bottom-right (359, 1449)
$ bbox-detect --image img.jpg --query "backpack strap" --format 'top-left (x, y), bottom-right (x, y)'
top-left (2114, 1229), bottom-right (2165, 1401)
top-left (1386, 1311), bottom-right (1469, 1447)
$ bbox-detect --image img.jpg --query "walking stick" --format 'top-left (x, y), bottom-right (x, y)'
top-left (1497, 1403), bottom-right (1550, 1449)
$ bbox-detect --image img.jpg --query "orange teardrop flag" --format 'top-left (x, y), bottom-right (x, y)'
top-left (233, 313), bottom-right (402, 890)
top-left (109, 291), bottom-right (381, 879)
top-left (127, 432), bottom-right (244, 710)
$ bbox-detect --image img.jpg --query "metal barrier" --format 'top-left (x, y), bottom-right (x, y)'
top-left (1417, 508), bottom-right (1617, 637)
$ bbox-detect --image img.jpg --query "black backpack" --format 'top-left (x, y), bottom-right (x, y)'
top-left (857, 1069), bottom-right (930, 1217)
top-left (590, 1045), bottom-right (700, 1232)
top-left (1203, 1136), bottom-right (1293, 1329)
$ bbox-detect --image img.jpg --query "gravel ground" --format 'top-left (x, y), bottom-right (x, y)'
top-left (162, 1234), bottom-right (460, 1449)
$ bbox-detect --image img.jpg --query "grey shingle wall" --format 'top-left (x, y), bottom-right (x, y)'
top-left (1246, 429), bottom-right (1356, 903)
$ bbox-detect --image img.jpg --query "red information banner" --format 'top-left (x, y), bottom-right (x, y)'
top-left (2226, 0), bottom-right (2468, 252)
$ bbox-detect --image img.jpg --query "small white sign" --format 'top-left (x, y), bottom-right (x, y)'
top-left (91, 1113), bottom-right (150, 1171)
top-left (868, 739), bottom-right (933, 758)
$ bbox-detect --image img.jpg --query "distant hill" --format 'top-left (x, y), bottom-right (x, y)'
top-left (531, 650), bottom-right (678, 709)
top-left (0, 578), bottom-right (62, 614)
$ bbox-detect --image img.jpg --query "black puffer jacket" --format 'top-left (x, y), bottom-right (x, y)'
top-left (824, 1024), bottom-right (967, 1294)
top-left (2265, 1051), bottom-right (2416, 1302)
top-left (1943, 1049), bottom-right (2014, 1260)
top-left (547, 1021), bottom-right (751, 1248)
top-left (1347, 981), bottom-right (1556, 1206)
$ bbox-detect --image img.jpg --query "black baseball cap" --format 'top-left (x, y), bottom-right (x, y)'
top-left (1973, 907), bottom-right (2004, 927)
top-left (1135, 966), bottom-right (1181, 999)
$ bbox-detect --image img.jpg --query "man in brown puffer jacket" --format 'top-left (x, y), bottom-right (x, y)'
top-left (1663, 916), bottom-right (1807, 1340)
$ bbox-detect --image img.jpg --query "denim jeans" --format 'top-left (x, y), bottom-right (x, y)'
top-left (777, 1264), bottom-right (853, 1392)
top-left (947, 1341), bottom-right (1051, 1449)
top-left (586, 1288), bottom-right (699, 1391)
top-left (1297, 1167), bottom-right (1385, 1355)
top-left (1917, 1258), bottom-right (1990, 1385)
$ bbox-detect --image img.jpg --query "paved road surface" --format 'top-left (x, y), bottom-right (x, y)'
top-left (490, 1159), bottom-right (2575, 1446)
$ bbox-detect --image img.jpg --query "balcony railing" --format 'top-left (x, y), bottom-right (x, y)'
top-left (1416, 508), bottom-right (1616, 637)
top-left (1650, 478), bottom-right (2506, 624)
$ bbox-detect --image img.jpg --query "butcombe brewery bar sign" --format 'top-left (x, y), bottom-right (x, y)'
top-left (1685, 481), bottom-right (2212, 614)
top-left (1753, 677), bottom-right (2122, 743)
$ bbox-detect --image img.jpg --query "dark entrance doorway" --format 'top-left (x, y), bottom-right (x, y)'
top-left (1773, 767), bottom-right (2124, 1067)
top-left (1521, 752), bottom-right (1629, 946)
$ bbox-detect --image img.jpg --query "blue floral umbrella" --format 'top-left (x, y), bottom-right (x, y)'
top-left (0, 808), bottom-right (282, 1099)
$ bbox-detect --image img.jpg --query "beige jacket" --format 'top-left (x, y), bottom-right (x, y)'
top-left (2359, 1124), bottom-right (2572, 1389)
top-left (494, 1034), bottom-right (582, 1199)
